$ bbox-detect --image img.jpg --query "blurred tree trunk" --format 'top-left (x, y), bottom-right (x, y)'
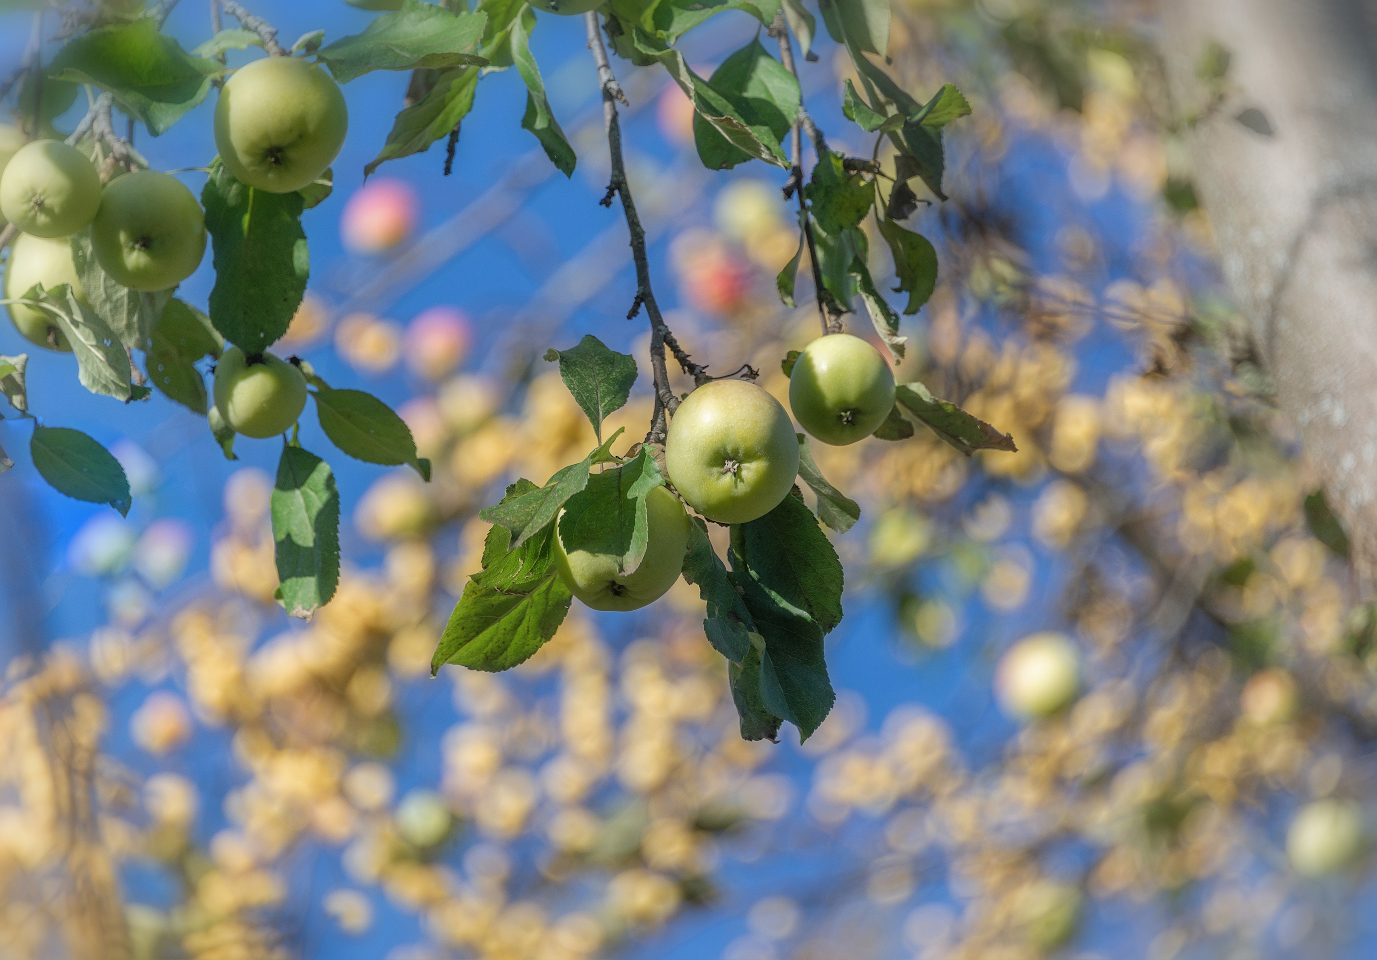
top-left (1161, 0), bottom-right (1377, 588)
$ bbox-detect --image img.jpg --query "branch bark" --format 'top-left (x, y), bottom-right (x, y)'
top-left (1160, 0), bottom-right (1377, 590)
top-left (220, 0), bottom-right (286, 56)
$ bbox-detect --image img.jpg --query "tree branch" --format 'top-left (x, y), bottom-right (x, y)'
top-left (586, 12), bottom-right (705, 445)
top-left (219, 0), bottom-right (286, 57)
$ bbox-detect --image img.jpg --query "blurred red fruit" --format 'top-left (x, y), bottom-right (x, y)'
top-left (674, 232), bottom-right (753, 316)
top-left (656, 83), bottom-right (696, 146)
top-left (405, 306), bottom-right (472, 380)
top-left (341, 178), bottom-right (418, 254)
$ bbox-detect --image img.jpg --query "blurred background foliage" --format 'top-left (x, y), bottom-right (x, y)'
top-left (3, 0), bottom-right (1375, 958)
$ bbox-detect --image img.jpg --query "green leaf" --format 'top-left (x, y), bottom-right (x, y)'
top-left (202, 169), bottom-right (309, 353)
top-left (156, 298), bottom-right (223, 359)
top-left (30, 426), bottom-right (131, 516)
top-left (192, 29), bottom-right (264, 58)
top-left (913, 82), bottom-right (973, 130)
top-left (299, 169), bottom-right (333, 210)
top-left (730, 522), bottom-right (835, 741)
top-left (208, 406), bottom-right (238, 460)
top-left (1305, 490), bottom-right (1350, 559)
top-left (365, 66), bottom-right (478, 177)
top-left (842, 79), bottom-right (900, 132)
top-left (144, 299), bottom-right (219, 413)
top-left (851, 255), bottom-right (906, 360)
top-left (292, 30), bottom-right (326, 56)
top-left (894, 382), bottom-right (1017, 455)
top-left (21, 283), bottom-right (133, 400)
top-left (511, 11), bottom-right (576, 176)
top-left (638, 32), bottom-right (788, 168)
top-left (47, 20), bottom-right (222, 136)
top-left (872, 402), bottom-right (915, 441)
top-left (810, 221), bottom-right (862, 311)
top-left (887, 84), bottom-right (971, 202)
top-left (271, 445), bottom-right (340, 619)
top-left (478, 429), bottom-right (624, 549)
top-left (730, 645), bottom-right (783, 741)
top-left (693, 39), bottom-right (800, 170)
top-left (737, 491), bottom-right (844, 631)
top-left (649, 0), bottom-right (783, 44)
top-left (805, 152), bottom-right (875, 235)
top-left (433, 480), bottom-right (572, 673)
top-left (680, 516), bottom-right (753, 664)
top-left (819, 0), bottom-right (889, 57)
top-left (781, 0), bottom-right (816, 59)
top-left (0, 354), bottom-right (28, 413)
top-left (558, 446), bottom-right (663, 577)
top-left (795, 434), bottom-right (860, 533)
top-left (16, 75), bottom-right (78, 129)
top-left (70, 230), bottom-right (169, 350)
top-left (780, 349), bottom-right (800, 378)
top-left (777, 231), bottom-right (805, 308)
top-left (877, 220), bottom-right (938, 314)
top-left (314, 387), bottom-right (429, 479)
top-left (544, 335), bottom-right (637, 442)
top-left (316, 0), bottom-right (487, 83)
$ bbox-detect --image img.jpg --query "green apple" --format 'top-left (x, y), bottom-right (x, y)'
top-left (1287, 799), bottom-right (1368, 876)
top-left (395, 789), bottom-right (452, 848)
top-left (91, 171), bottom-right (207, 292)
top-left (664, 379), bottom-right (799, 525)
top-left (789, 333), bottom-right (896, 446)
top-left (3, 232), bottom-right (84, 351)
top-left (995, 632), bottom-right (1080, 720)
top-left (554, 485), bottom-right (691, 611)
top-left (529, 0), bottom-right (605, 13)
top-left (212, 346), bottom-right (308, 438)
top-left (214, 56), bottom-right (348, 194)
top-left (0, 139), bottom-right (102, 238)
top-left (0, 124), bottom-right (27, 227)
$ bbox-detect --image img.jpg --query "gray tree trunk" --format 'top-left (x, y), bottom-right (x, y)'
top-left (1161, 0), bottom-right (1377, 584)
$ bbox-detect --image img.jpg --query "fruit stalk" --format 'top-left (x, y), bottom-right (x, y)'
top-left (219, 0), bottom-right (286, 57)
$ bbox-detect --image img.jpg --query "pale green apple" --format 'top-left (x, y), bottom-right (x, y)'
top-left (214, 56), bottom-right (348, 194)
top-left (789, 333), bottom-right (896, 446)
top-left (1287, 799), bottom-right (1368, 876)
top-left (395, 790), bottom-right (453, 848)
top-left (555, 485), bottom-right (691, 611)
top-left (0, 139), bottom-right (102, 238)
top-left (213, 346), bottom-right (308, 438)
top-left (91, 171), bottom-right (207, 291)
top-left (664, 379), bottom-right (799, 525)
top-left (0, 124), bottom-right (27, 227)
top-left (995, 632), bottom-right (1080, 720)
top-left (3, 232), bottom-right (83, 351)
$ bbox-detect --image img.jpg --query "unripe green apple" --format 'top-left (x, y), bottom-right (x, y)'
top-left (555, 485), bottom-right (691, 611)
top-left (789, 333), bottom-right (896, 446)
top-left (91, 171), bottom-right (207, 291)
top-left (0, 124), bottom-right (27, 227)
top-left (3, 232), bottom-right (84, 351)
top-left (0, 139), bottom-right (102, 238)
top-left (1287, 799), bottom-right (1368, 877)
top-left (530, 0), bottom-right (605, 14)
top-left (214, 57), bottom-right (348, 194)
top-left (995, 632), bottom-right (1081, 720)
top-left (213, 346), bottom-right (308, 438)
top-left (664, 379), bottom-right (800, 525)
top-left (395, 789), bottom-right (452, 848)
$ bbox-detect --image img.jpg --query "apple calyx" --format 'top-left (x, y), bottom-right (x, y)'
top-left (721, 458), bottom-right (740, 477)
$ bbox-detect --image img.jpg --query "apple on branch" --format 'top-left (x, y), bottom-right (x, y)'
top-left (0, 140), bottom-right (102, 239)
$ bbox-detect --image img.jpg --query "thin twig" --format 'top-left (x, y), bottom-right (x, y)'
top-left (586, 12), bottom-right (705, 444)
top-left (209, 0), bottom-right (227, 85)
top-left (771, 10), bottom-right (841, 335)
top-left (220, 0), bottom-right (286, 56)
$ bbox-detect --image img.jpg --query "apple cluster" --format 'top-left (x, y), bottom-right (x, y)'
top-left (2, 54), bottom-right (349, 443)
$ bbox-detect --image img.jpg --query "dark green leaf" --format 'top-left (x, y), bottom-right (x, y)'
top-left (810, 220), bottom-right (862, 311)
top-left (693, 39), bottom-right (800, 170)
top-left (872, 402), bottom-right (915, 441)
top-left (202, 169), bottom-right (309, 353)
top-left (878, 220), bottom-right (938, 314)
top-left (649, 0), bottom-right (783, 44)
top-left (478, 429), bottom-right (623, 549)
top-left (736, 491), bottom-right (844, 631)
top-left (511, 11), bottom-right (576, 176)
top-left (795, 434), bottom-right (860, 533)
top-left (777, 231), bottom-right (805, 308)
top-left (681, 516), bottom-right (753, 664)
top-left (0, 354), bottom-right (28, 413)
top-left (316, 0), bottom-right (487, 82)
top-left (842, 79), bottom-right (900, 132)
top-left (30, 426), bottom-right (131, 516)
top-left (47, 20), bottom-right (222, 135)
top-left (145, 335), bottom-right (207, 414)
top-left (1305, 490), bottom-right (1350, 559)
top-left (818, 0), bottom-right (888, 56)
top-left (21, 283), bottom-right (133, 400)
top-left (16, 75), bottom-right (78, 128)
top-left (780, 349), bottom-right (801, 378)
top-left (888, 84), bottom-right (971, 202)
top-left (271, 445), bottom-right (340, 618)
top-left (365, 66), bottom-right (478, 177)
top-left (558, 446), bottom-right (663, 575)
top-left (314, 387), bottom-right (428, 478)
top-left (894, 382), bottom-right (1017, 455)
top-left (850, 255), bottom-right (906, 359)
top-left (730, 645), bottom-right (782, 741)
top-left (70, 230), bottom-right (169, 349)
top-left (299, 168), bottom-right (333, 210)
top-left (781, 0), bottom-right (816, 59)
top-left (805, 151), bottom-right (874, 235)
top-left (433, 481), bottom-right (572, 673)
top-left (544, 335), bottom-right (637, 442)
